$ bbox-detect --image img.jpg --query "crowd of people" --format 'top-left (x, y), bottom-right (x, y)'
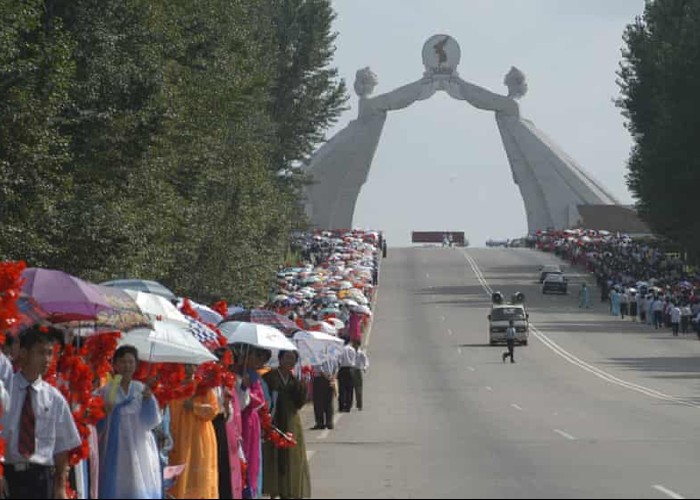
top-left (0, 229), bottom-right (382, 499)
top-left (533, 229), bottom-right (700, 336)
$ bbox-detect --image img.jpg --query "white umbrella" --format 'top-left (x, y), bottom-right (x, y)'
top-left (341, 298), bottom-right (359, 307)
top-left (121, 320), bottom-right (217, 364)
top-left (309, 321), bottom-right (337, 335)
top-left (292, 330), bottom-right (344, 366)
top-left (326, 318), bottom-right (345, 331)
top-left (126, 290), bottom-right (188, 323)
top-left (218, 321), bottom-right (297, 351)
top-left (354, 295), bottom-right (369, 305)
top-left (352, 305), bottom-right (373, 316)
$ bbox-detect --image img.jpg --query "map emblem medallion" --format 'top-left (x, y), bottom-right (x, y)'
top-left (422, 34), bottom-right (460, 76)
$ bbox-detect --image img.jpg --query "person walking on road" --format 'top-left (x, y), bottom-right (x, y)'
top-left (502, 320), bottom-right (517, 364)
top-left (578, 283), bottom-right (590, 309)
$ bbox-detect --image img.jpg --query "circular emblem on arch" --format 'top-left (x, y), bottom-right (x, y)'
top-left (422, 34), bottom-right (460, 75)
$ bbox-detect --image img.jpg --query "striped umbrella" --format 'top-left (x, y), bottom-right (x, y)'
top-left (223, 309), bottom-right (300, 336)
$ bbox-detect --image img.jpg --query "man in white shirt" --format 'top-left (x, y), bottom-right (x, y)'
top-left (652, 297), bottom-right (665, 329)
top-left (352, 341), bottom-right (369, 411)
top-left (2, 326), bottom-right (81, 499)
top-left (619, 289), bottom-right (630, 319)
top-left (311, 355), bottom-right (338, 430)
top-left (502, 320), bottom-right (517, 364)
top-left (670, 303), bottom-right (682, 336)
top-left (337, 342), bottom-right (357, 412)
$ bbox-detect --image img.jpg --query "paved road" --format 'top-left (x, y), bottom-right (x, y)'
top-left (306, 247), bottom-right (700, 499)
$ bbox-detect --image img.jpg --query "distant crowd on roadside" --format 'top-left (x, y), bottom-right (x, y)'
top-left (532, 229), bottom-right (700, 337)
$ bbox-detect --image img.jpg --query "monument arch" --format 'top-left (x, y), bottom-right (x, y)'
top-left (303, 34), bottom-right (619, 233)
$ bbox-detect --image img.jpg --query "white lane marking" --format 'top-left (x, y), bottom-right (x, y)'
top-left (511, 403), bottom-right (523, 411)
top-left (467, 366), bottom-right (476, 372)
top-left (532, 325), bottom-right (699, 408)
top-left (464, 250), bottom-right (700, 409)
top-left (426, 272), bottom-right (430, 278)
top-left (307, 450), bottom-right (317, 461)
top-left (457, 347), bottom-right (463, 355)
top-left (447, 328), bottom-right (453, 336)
top-left (441, 316), bottom-right (446, 321)
top-left (486, 386), bottom-right (493, 391)
top-left (462, 250), bottom-right (493, 294)
top-left (653, 484), bottom-right (685, 499)
top-left (553, 429), bottom-right (576, 440)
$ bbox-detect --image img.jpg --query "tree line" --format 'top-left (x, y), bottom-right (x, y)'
top-left (617, 0), bottom-right (700, 263)
top-left (0, 0), bottom-right (347, 303)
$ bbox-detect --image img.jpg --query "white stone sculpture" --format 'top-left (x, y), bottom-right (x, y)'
top-left (504, 66), bottom-right (527, 99)
top-left (353, 67), bottom-right (378, 98)
top-left (304, 69), bottom-right (439, 229)
top-left (303, 35), bottom-right (619, 232)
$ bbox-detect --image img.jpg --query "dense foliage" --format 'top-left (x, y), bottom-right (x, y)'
top-left (617, 0), bottom-right (700, 260)
top-left (0, 0), bottom-right (347, 302)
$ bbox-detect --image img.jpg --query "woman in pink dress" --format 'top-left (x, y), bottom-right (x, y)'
top-left (348, 310), bottom-right (363, 344)
top-left (233, 345), bottom-right (270, 499)
top-left (225, 377), bottom-right (244, 499)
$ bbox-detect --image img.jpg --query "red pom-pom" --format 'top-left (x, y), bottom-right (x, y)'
top-left (211, 300), bottom-right (228, 319)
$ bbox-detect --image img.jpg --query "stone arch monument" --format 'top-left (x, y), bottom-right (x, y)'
top-left (303, 34), bottom-right (619, 232)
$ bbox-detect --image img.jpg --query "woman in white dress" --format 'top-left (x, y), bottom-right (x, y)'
top-left (97, 345), bottom-right (163, 499)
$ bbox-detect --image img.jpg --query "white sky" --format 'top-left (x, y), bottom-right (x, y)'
top-left (324, 0), bottom-right (645, 247)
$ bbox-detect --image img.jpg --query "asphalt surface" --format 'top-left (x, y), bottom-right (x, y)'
top-left (305, 247), bottom-right (700, 499)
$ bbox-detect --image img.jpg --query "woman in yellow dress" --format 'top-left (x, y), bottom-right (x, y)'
top-left (168, 364), bottom-right (219, 499)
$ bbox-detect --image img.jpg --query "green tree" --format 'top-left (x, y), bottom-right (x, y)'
top-left (51, 0), bottom-right (180, 282)
top-left (149, 0), bottom-right (298, 303)
top-left (267, 0), bottom-right (348, 174)
top-left (0, 0), bottom-right (75, 266)
top-left (617, 0), bottom-right (700, 259)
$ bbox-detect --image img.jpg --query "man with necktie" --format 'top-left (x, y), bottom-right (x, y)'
top-left (2, 326), bottom-right (81, 499)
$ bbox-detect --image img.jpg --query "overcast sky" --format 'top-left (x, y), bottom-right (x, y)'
top-left (324, 0), bottom-right (646, 247)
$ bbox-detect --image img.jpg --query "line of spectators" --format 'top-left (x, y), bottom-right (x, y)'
top-left (533, 229), bottom-right (700, 337)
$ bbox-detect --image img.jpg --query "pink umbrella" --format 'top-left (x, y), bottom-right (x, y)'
top-left (21, 268), bottom-right (114, 323)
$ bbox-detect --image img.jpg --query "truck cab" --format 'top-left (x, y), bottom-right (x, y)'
top-left (488, 292), bottom-right (529, 345)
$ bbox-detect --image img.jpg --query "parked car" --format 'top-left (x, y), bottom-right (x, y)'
top-left (539, 264), bottom-right (562, 283)
top-left (542, 273), bottom-right (568, 294)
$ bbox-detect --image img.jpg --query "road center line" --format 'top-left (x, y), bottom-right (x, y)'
top-left (653, 484), bottom-right (685, 499)
top-left (553, 429), bottom-right (576, 440)
top-left (511, 403), bottom-right (523, 411)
